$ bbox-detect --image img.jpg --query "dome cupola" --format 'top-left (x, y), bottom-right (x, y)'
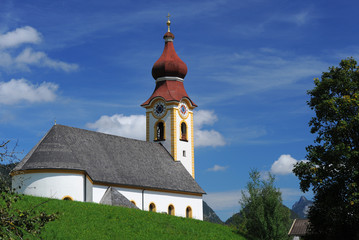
top-left (151, 19), bottom-right (187, 81)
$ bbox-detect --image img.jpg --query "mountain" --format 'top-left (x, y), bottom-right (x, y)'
top-left (225, 211), bottom-right (243, 226)
top-left (203, 201), bottom-right (223, 224)
top-left (225, 204), bottom-right (299, 226)
top-left (291, 196), bottom-right (313, 218)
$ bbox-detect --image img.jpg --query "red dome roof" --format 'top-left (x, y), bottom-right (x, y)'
top-left (151, 32), bottom-right (188, 80)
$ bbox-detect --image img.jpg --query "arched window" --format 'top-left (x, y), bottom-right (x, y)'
top-left (156, 122), bottom-right (165, 141)
top-left (186, 206), bottom-right (192, 218)
top-left (180, 122), bottom-right (187, 141)
top-left (131, 200), bottom-right (136, 206)
top-left (168, 204), bottom-right (175, 216)
top-left (149, 203), bottom-right (156, 212)
top-left (62, 195), bottom-right (73, 201)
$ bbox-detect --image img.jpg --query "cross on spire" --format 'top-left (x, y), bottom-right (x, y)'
top-left (167, 13), bottom-right (171, 32)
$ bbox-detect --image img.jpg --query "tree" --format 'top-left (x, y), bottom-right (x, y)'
top-left (293, 57), bottom-right (359, 239)
top-left (239, 169), bottom-right (291, 240)
top-left (0, 140), bottom-right (56, 239)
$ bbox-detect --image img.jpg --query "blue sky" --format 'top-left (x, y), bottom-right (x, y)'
top-left (1, 0), bottom-right (358, 221)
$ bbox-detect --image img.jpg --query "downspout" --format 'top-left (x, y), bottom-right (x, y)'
top-left (84, 174), bottom-right (86, 202)
top-left (142, 189), bottom-right (145, 210)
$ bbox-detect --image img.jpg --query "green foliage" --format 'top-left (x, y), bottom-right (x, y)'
top-left (239, 170), bottom-right (291, 240)
top-left (4, 194), bottom-right (246, 240)
top-left (293, 57), bottom-right (359, 239)
top-left (0, 192), bottom-right (57, 239)
top-left (0, 140), bottom-right (57, 239)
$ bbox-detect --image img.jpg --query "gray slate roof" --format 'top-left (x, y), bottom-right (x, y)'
top-left (13, 124), bottom-right (205, 194)
top-left (100, 187), bottom-right (138, 209)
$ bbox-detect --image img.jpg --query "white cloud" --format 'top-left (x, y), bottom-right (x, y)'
top-left (194, 109), bottom-right (217, 128)
top-left (0, 27), bottom-right (78, 72)
top-left (0, 26), bottom-right (41, 49)
top-left (194, 110), bottom-right (226, 147)
top-left (188, 49), bottom-right (328, 104)
top-left (0, 78), bottom-right (58, 105)
top-left (207, 164), bottom-right (228, 172)
top-left (271, 154), bottom-right (307, 175)
top-left (203, 190), bottom-right (242, 211)
top-left (86, 114), bottom-right (146, 140)
top-left (87, 109), bottom-right (225, 148)
top-left (15, 48), bottom-right (79, 72)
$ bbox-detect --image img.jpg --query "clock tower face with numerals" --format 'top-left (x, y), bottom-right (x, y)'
top-left (153, 101), bottom-right (166, 118)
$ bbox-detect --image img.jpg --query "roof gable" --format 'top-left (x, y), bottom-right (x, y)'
top-left (13, 125), bottom-right (205, 195)
top-left (100, 187), bottom-right (138, 209)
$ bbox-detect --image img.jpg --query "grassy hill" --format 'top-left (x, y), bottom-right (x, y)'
top-left (7, 194), bottom-right (246, 240)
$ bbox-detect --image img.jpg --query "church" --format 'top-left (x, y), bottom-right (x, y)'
top-left (11, 19), bottom-right (205, 220)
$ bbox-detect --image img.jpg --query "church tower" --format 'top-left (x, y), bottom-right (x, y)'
top-left (141, 18), bottom-right (197, 178)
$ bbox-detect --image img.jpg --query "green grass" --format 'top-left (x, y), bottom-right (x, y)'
top-left (10, 194), bottom-right (246, 240)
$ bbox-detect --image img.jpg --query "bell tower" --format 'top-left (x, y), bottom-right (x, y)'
top-left (141, 18), bottom-right (197, 178)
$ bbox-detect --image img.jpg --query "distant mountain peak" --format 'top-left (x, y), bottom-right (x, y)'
top-left (292, 196), bottom-right (313, 219)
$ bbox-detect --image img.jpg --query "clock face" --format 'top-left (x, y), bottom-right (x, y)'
top-left (179, 102), bottom-right (188, 118)
top-left (153, 101), bottom-right (166, 117)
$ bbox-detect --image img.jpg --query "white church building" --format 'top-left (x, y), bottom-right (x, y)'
top-left (11, 20), bottom-right (205, 220)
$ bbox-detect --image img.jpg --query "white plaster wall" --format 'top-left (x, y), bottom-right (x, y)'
top-left (92, 185), bottom-right (108, 203)
top-left (147, 104), bottom-right (194, 176)
top-left (147, 106), bottom-right (172, 154)
top-left (12, 172), bottom-right (84, 201)
top-left (115, 187), bottom-right (143, 209)
top-left (93, 185), bottom-right (203, 220)
top-left (175, 109), bottom-right (193, 176)
top-left (143, 190), bottom-right (203, 220)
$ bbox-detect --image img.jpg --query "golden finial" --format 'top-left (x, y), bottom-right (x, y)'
top-left (54, 118), bottom-right (57, 125)
top-left (167, 13), bottom-right (171, 32)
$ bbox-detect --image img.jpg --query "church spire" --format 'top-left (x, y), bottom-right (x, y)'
top-left (151, 18), bottom-right (188, 81)
top-left (142, 19), bottom-right (197, 178)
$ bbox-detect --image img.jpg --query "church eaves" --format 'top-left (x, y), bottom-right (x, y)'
top-left (12, 124), bottom-right (205, 195)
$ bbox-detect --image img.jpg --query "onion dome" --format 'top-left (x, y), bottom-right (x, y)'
top-left (151, 27), bottom-right (188, 80)
top-left (142, 17), bottom-right (196, 108)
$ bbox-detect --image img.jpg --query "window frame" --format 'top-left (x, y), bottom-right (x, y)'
top-left (154, 120), bottom-right (166, 141)
top-left (62, 195), bottom-right (73, 201)
top-left (180, 121), bottom-right (188, 141)
top-left (149, 202), bottom-right (156, 212)
top-left (168, 204), bottom-right (175, 216)
top-left (186, 206), bottom-right (192, 218)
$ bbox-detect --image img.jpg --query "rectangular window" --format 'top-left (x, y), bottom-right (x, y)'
top-left (183, 150), bottom-right (186, 157)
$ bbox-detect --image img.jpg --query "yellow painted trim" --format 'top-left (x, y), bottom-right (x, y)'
top-left (11, 169), bottom-right (203, 196)
top-left (131, 200), bottom-right (137, 206)
top-left (62, 195), bottom-right (73, 201)
top-left (190, 112), bottom-right (195, 178)
top-left (145, 97), bottom-right (166, 109)
top-left (154, 120), bottom-right (166, 141)
top-left (178, 102), bottom-right (190, 119)
top-left (94, 181), bottom-right (203, 196)
top-left (180, 98), bottom-right (196, 110)
top-left (146, 112), bottom-right (150, 142)
top-left (171, 108), bottom-right (177, 160)
top-left (168, 204), bottom-right (175, 216)
top-left (149, 202), bottom-right (156, 212)
top-left (186, 206), bottom-right (193, 218)
top-left (143, 97), bottom-right (196, 110)
top-left (151, 103), bottom-right (168, 119)
top-left (12, 169), bottom-right (94, 183)
top-left (179, 120), bottom-right (188, 141)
